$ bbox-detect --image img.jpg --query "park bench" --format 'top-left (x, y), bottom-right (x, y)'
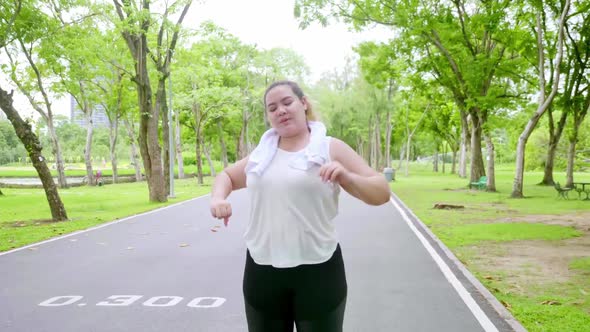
top-left (469, 176), bottom-right (487, 190)
top-left (554, 182), bottom-right (573, 199)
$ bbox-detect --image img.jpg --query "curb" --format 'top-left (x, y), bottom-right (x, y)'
top-left (390, 193), bottom-right (527, 332)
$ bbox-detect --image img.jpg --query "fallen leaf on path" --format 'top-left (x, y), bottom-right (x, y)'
top-left (213, 225), bottom-right (221, 229)
top-left (126, 247), bottom-right (134, 250)
top-left (211, 229), bottom-right (218, 232)
top-left (179, 244), bottom-right (189, 247)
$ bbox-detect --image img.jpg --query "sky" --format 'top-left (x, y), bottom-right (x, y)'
top-left (8, 0), bottom-right (391, 119)
top-left (184, 0), bottom-right (390, 81)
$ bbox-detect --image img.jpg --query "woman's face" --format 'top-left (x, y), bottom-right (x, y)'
top-left (265, 85), bottom-right (308, 137)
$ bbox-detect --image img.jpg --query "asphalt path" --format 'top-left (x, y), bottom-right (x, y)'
top-left (0, 189), bottom-right (521, 332)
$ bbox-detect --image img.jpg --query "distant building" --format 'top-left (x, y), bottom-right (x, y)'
top-left (70, 95), bottom-right (109, 128)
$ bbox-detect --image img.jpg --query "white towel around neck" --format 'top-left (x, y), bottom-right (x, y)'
top-left (245, 121), bottom-right (329, 176)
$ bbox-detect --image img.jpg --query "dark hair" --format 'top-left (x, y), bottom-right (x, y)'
top-left (263, 80), bottom-right (317, 121)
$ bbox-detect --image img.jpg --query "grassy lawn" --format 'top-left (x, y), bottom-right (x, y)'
top-left (0, 164), bottom-right (221, 178)
top-left (0, 177), bottom-right (211, 252)
top-left (393, 163), bottom-right (590, 332)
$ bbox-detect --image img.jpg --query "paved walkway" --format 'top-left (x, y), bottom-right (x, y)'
top-left (0, 190), bottom-right (521, 331)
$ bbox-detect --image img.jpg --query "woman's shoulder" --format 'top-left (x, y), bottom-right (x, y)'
top-left (328, 137), bottom-right (353, 161)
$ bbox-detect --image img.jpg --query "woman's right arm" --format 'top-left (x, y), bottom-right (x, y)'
top-left (210, 157), bottom-right (248, 226)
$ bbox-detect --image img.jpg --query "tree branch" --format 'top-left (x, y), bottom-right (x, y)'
top-left (452, 0), bottom-right (476, 56)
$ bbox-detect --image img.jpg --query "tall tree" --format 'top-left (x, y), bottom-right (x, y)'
top-left (112, 0), bottom-right (191, 201)
top-left (355, 41), bottom-right (399, 169)
top-left (511, 0), bottom-right (570, 198)
top-left (149, 0), bottom-right (192, 195)
top-left (296, 0), bottom-right (529, 183)
top-left (50, 19), bottom-right (106, 186)
top-left (0, 89), bottom-right (68, 220)
top-left (0, 0), bottom-right (67, 220)
top-left (2, 0), bottom-right (80, 188)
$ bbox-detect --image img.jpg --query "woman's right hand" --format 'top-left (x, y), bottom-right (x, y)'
top-left (210, 198), bottom-right (232, 226)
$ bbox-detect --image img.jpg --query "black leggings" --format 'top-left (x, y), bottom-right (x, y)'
top-left (243, 245), bottom-right (347, 332)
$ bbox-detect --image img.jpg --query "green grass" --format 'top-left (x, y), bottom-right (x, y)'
top-left (392, 162), bottom-right (590, 332)
top-left (437, 223), bottom-right (582, 248)
top-left (0, 163), bottom-right (224, 178)
top-left (495, 293), bottom-right (590, 332)
top-left (570, 257), bottom-right (590, 272)
top-left (392, 164), bottom-right (590, 227)
top-left (0, 177), bottom-right (212, 252)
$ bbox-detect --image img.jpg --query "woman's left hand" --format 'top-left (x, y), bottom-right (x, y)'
top-left (319, 161), bottom-right (353, 185)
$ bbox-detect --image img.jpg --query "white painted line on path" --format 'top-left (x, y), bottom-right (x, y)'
top-left (389, 197), bottom-right (499, 332)
top-left (0, 194), bottom-right (210, 257)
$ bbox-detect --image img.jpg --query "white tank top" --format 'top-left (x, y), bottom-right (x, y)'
top-left (245, 138), bottom-right (340, 268)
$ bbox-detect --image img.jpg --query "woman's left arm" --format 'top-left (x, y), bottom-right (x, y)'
top-left (319, 138), bottom-right (391, 205)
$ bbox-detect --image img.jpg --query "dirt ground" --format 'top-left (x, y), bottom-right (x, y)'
top-left (465, 212), bottom-right (590, 291)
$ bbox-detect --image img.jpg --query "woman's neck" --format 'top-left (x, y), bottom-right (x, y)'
top-left (278, 129), bottom-right (310, 152)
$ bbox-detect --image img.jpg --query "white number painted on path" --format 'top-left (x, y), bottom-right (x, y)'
top-left (39, 295), bottom-right (226, 308)
top-left (39, 296), bottom-right (83, 307)
top-left (97, 295), bottom-right (143, 306)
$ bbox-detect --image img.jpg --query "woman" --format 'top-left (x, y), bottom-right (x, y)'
top-left (210, 80), bottom-right (391, 332)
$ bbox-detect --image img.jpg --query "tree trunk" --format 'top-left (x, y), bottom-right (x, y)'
top-left (385, 80), bottom-right (393, 168)
top-left (511, 2), bottom-right (569, 197)
top-left (442, 143), bottom-right (446, 174)
top-left (217, 119), bottom-right (228, 168)
top-left (469, 111), bottom-right (486, 182)
top-left (114, 1), bottom-right (167, 202)
top-left (540, 107), bottom-right (567, 185)
top-left (385, 108), bottom-right (392, 168)
top-left (46, 119), bottom-right (68, 188)
top-left (566, 111), bottom-right (588, 186)
top-left (458, 110), bottom-right (469, 178)
top-left (374, 116), bottom-right (382, 169)
top-left (138, 61), bottom-right (166, 201)
top-left (433, 145), bottom-right (439, 172)
top-left (405, 134), bottom-right (411, 176)
top-left (193, 103), bottom-right (204, 185)
top-left (157, 80), bottom-right (170, 196)
top-left (451, 149), bottom-right (457, 174)
top-left (0, 88), bottom-right (68, 221)
top-left (565, 138), bottom-right (576, 187)
top-left (204, 143), bottom-right (216, 177)
top-left (84, 112), bottom-right (95, 186)
top-left (398, 142), bottom-right (405, 170)
top-left (484, 134), bottom-right (496, 192)
top-left (109, 117), bottom-right (119, 184)
top-left (238, 103), bottom-right (250, 160)
top-left (356, 136), bottom-right (364, 158)
top-left (124, 117), bottom-right (142, 181)
top-left (175, 108), bottom-right (185, 179)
